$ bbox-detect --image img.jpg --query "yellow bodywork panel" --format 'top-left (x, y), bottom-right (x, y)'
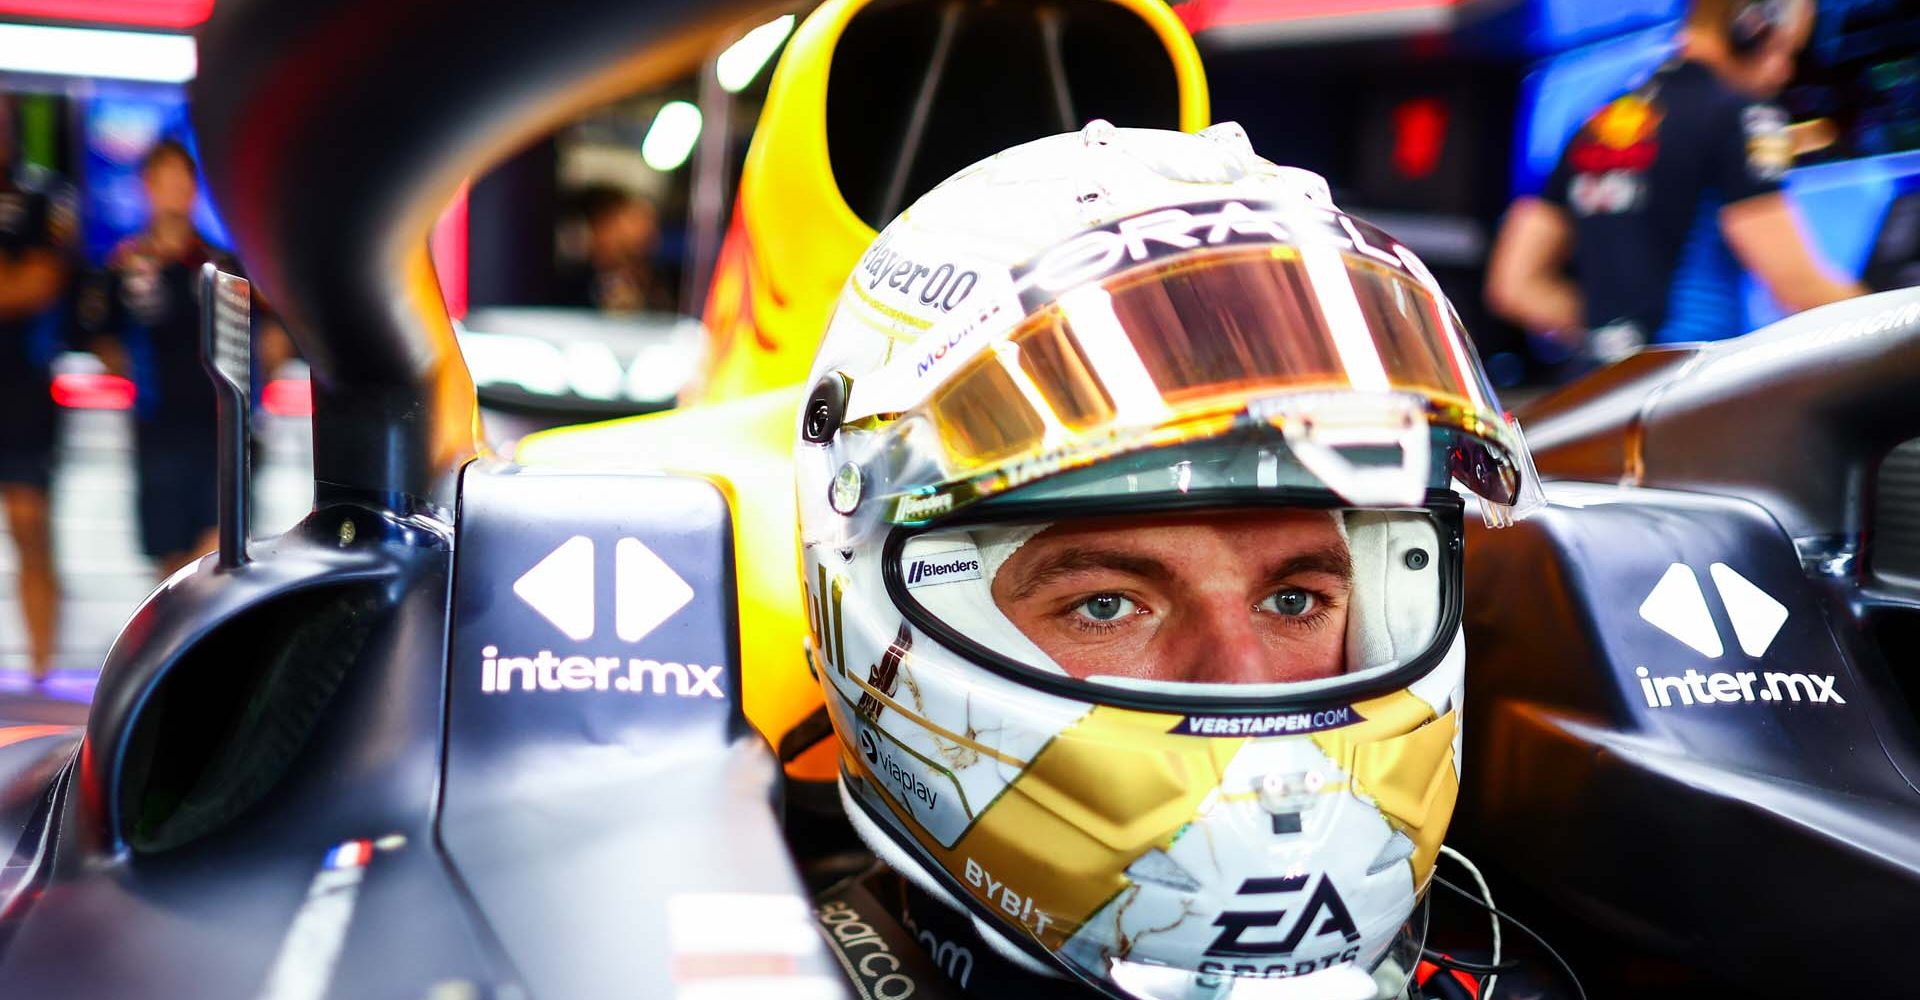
top-left (694, 0), bottom-right (1211, 405)
top-left (524, 0), bottom-right (1211, 782)
top-left (515, 387), bottom-right (836, 779)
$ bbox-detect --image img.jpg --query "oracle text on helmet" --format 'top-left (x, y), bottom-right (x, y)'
top-left (1026, 201), bottom-right (1428, 294)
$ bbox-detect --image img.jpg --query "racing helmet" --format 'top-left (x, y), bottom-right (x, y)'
top-left (795, 122), bottom-right (1538, 999)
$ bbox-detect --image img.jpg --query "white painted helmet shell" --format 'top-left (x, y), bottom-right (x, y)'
top-left (797, 124), bottom-right (1507, 999)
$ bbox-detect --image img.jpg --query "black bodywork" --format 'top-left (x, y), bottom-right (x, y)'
top-left (0, 0), bottom-right (847, 996)
top-left (0, 467), bottom-right (842, 997)
top-left (1454, 290), bottom-right (1920, 997)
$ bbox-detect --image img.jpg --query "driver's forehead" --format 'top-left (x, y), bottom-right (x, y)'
top-left (1010, 509), bottom-right (1347, 576)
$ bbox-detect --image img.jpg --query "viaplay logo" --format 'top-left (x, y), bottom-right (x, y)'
top-left (860, 726), bottom-right (940, 815)
top-left (482, 535), bottom-right (724, 700)
top-left (1634, 562), bottom-right (1843, 708)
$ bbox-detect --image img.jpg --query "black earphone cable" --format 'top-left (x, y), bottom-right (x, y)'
top-left (1431, 873), bottom-right (1589, 1000)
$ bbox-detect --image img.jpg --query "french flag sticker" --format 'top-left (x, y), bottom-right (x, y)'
top-left (323, 839), bottom-right (373, 870)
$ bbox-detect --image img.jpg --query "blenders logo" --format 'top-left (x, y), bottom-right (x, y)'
top-left (1173, 707), bottom-right (1361, 737)
top-left (859, 233), bottom-right (979, 313)
top-left (1635, 562), bottom-right (1845, 709)
top-left (904, 550), bottom-right (981, 588)
top-left (894, 493), bottom-right (953, 522)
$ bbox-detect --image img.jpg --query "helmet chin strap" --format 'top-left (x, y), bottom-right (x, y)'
top-left (838, 779), bottom-right (1065, 980)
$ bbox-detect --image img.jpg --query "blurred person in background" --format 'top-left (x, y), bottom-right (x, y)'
top-left (0, 96), bottom-right (73, 684)
top-left (83, 139), bottom-right (287, 579)
top-left (1487, 0), bottom-right (1863, 370)
top-left (557, 184), bottom-right (673, 313)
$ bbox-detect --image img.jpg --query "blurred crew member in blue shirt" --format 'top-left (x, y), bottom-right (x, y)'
top-left (1486, 0), bottom-right (1862, 368)
top-left (82, 140), bottom-right (284, 578)
top-left (0, 97), bottom-right (72, 684)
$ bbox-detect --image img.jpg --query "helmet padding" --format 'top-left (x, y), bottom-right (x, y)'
top-left (1343, 512), bottom-right (1443, 671)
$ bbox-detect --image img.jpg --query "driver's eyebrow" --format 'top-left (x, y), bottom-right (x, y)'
top-left (1004, 548), bottom-right (1170, 601)
top-left (1262, 545), bottom-right (1353, 588)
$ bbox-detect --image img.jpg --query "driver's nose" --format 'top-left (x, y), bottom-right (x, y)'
top-left (1163, 600), bottom-right (1273, 684)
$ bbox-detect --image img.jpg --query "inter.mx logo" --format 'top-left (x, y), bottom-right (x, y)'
top-left (480, 535), bottom-right (723, 699)
top-left (1634, 562), bottom-right (1843, 708)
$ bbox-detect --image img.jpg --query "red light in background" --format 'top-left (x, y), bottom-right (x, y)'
top-left (51, 372), bottom-right (133, 410)
top-left (53, 373), bottom-right (313, 416)
top-left (1177, 0), bottom-right (1457, 32)
top-left (262, 378), bottom-right (312, 418)
top-left (1392, 97), bottom-right (1449, 181)
top-left (0, 0), bottom-right (213, 29)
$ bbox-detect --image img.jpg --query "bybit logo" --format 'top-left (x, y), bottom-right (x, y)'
top-left (963, 858), bottom-right (1054, 938)
top-left (1634, 562), bottom-right (1844, 708)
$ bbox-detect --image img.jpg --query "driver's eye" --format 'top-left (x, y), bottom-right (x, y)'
top-left (1076, 594), bottom-right (1135, 622)
top-left (1263, 589), bottom-right (1316, 617)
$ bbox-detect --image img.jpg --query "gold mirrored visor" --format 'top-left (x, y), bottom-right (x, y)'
top-left (887, 243), bottom-right (1520, 520)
